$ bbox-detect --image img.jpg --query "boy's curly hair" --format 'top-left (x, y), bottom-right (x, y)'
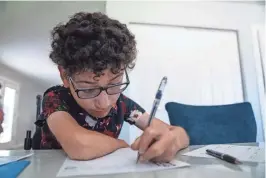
top-left (49, 12), bottom-right (137, 77)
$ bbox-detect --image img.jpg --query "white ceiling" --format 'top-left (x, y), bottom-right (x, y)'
top-left (0, 1), bottom-right (106, 86)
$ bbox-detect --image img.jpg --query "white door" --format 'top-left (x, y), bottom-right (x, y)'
top-left (252, 25), bottom-right (265, 140)
top-left (106, 1), bottom-right (264, 143)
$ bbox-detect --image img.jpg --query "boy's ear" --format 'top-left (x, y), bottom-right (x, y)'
top-left (58, 66), bottom-right (70, 88)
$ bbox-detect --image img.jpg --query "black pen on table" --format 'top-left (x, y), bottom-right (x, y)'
top-left (136, 76), bottom-right (168, 163)
top-left (206, 149), bottom-right (242, 164)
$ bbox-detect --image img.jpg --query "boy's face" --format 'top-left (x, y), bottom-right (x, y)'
top-left (61, 69), bottom-right (126, 118)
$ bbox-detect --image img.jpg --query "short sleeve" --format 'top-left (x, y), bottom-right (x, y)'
top-left (0, 108), bottom-right (3, 124)
top-left (36, 87), bottom-right (71, 149)
top-left (35, 88), bottom-right (70, 128)
top-left (41, 91), bottom-right (69, 119)
top-left (120, 94), bottom-right (146, 125)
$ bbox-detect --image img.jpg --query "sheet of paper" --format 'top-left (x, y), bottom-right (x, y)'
top-left (182, 144), bottom-right (265, 162)
top-left (57, 148), bottom-right (190, 177)
top-left (0, 153), bottom-right (33, 166)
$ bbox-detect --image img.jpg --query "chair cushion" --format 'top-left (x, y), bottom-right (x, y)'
top-left (165, 102), bottom-right (257, 145)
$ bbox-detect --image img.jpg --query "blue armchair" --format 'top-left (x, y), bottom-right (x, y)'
top-left (165, 102), bottom-right (257, 145)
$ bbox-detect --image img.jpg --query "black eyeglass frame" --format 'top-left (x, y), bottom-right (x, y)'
top-left (69, 70), bottom-right (130, 99)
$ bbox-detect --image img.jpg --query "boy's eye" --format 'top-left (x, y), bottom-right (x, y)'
top-left (109, 81), bottom-right (123, 86)
top-left (76, 83), bottom-right (98, 89)
top-left (110, 77), bottom-right (124, 85)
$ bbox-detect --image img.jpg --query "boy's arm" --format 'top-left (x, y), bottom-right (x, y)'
top-left (47, 111), bottom-right (128, 160)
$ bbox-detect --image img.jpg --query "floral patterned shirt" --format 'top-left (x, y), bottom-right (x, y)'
top-left (36, 85), bottom-right (145, 149)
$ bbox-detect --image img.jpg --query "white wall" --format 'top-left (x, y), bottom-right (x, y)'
top-left (0, 1), bottom-right (106, 86)
top-left (0, 62), bottom-right (47, 149)
top-left (106, 1), bottom-right (265, 142)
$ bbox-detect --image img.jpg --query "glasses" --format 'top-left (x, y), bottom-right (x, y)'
top-left (69, 71), bottom-right (130, 99)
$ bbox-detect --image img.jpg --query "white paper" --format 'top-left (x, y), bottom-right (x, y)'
top-left (57, 148), bottom-right (190, 177)
top-left (0, 153), bottom-right (33, 166)
top-left (182, 144), bottom-right (265, 162)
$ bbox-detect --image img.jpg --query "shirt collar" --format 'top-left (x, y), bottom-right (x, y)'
top-left (84, 105), bottom-right (118, 120)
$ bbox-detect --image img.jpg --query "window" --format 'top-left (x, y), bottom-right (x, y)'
top-left (0, 77), bottom-right (19, 143)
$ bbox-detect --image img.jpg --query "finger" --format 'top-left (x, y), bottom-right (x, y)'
top-left (155, 134), bottom-right (181, 163)
top-left (152, 146), bottom-right (177, 163)
top-left (139, 127), bottom-right (160, 154)
top-left (131, 137), bottom-right (141, 150)
top-left (142, 133), bottom-right (172, 161)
